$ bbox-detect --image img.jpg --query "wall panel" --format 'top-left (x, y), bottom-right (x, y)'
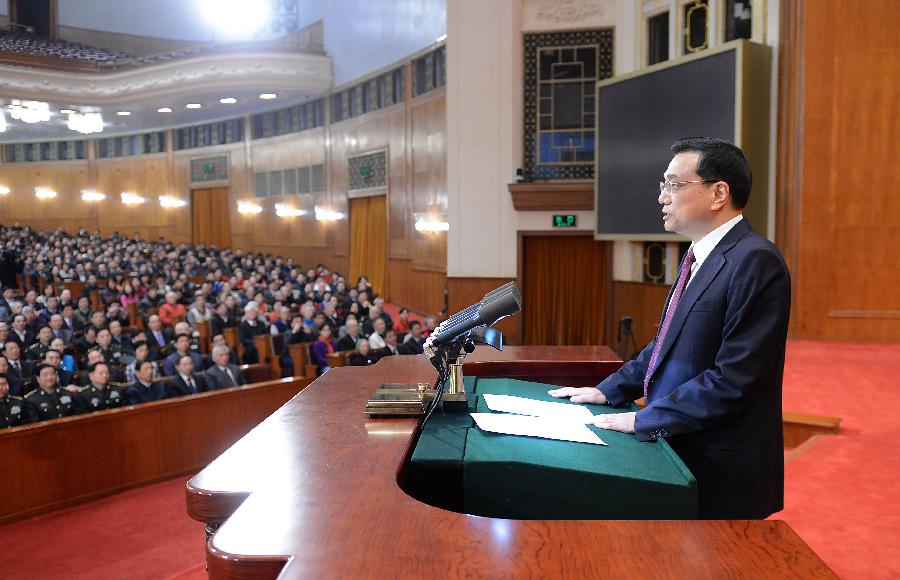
top-left (447, 276), bottom-right (520, 344)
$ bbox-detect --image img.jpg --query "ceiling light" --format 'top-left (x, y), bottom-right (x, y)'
top-left (0, 186), bottom-right (10, 195)
top-left (219, 97), bottom-right (237, 104)
top-left (35, 187), bottom-right (57, 199)
top-left (81, 189), bottom-right (106, 202)
top-left (259, 93), bottom-right (277, 100)
top-left (414, 217), bottom-right (450, 233)
top-left (60, 109), bottom-right (75, 115)
top-left (315, 206), bottom-right (345, 222)
top-left (159, 195), bottom-right (187, 208)
top-left (274, 203), bottom-right (305, 217)
top-left (185, 103), bottom-right (202, 109)
top-left (237, 201), bottom-right (263, 214)
top-left (436, 34), bottom-right (447, 42)
top-left (120, 191), bottom-right (147, 205)
top-left (157, 107), bottom-right (173, 113)
top-left (117, 111), bottom-right (131, 116)
top-left (0, 111), bottom-right (6, 133)
top-left (9, 100), bottom-right (50, 124)
top-left (67, 112), bottom-right (104, 134)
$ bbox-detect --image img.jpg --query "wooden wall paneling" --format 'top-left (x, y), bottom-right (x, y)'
top-left (609, 281), bottom-right (670, 353)
top-left (0, 162), bottom-right (91, 231)
top-left (388, 258), bottom-right (446, 316)
top-left (409, 92), bottom-right (447, 272)
top-left (785, 0), bottom-right (900, 341)
top-left (447, 276), bottom-right (519, 344)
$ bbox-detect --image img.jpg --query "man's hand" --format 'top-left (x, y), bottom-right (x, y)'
top-left (547, 386), bottom-right (607, 405)
top-left (591, 412), bottom-right (636, 434)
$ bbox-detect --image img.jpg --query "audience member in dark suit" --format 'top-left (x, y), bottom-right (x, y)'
top-left (374, 330), bottom-right (400, 361)
top-left (78, 349), bottom-right (124, 385)
top-left (165, 355), bottom-right (208, 398)
top-left (400, 321), bottom-right (426, 355)
top-left (43, 349), bottom-right (74, 387)
top-left (146, 315), bottom-right (174, 358)
top-left (3, 340), bottom-right (34, 397)
top-left (550, 138), bottom-right (791, 520)
top-left (203, 345), bottom-right (246, 389)
top-left (48, 314), bottom-right (73, 344)
top-left (310, 325), bottom-right (337, 374)
top-left (347, 338), bottom-right (377, 367)
top-left (125, 360), bottom-right (166, 405)
top-left (238, 303), bottom-right (269, 364)
top-left (209, 303), bottom-right (236, 337)
top-left (163, 334), bottom-right (203, 377)
top-left (336, 317), bottom-right (363, 352)
top-left (10, 314), bottom-right (34, 348)
top-left (202, 334), bottom-right (239, 370)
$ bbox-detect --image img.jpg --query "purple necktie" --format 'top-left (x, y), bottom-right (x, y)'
top-left (643, 248), bottom-right (696, 400)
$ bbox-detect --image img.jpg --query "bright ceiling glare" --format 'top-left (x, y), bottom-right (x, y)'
top-left (67, 112), bottom-right (104, 135)
top-left (9, 100), bottom-right (51, 124)
top-left (200, 0), bottom-right (271, 38)
top-left (0, 111), bottom-right (6, 133)
top-left (117, 111), bottom-right (131, 116)
top-left (185, 103), bottom-right (202, 109)
top-left (59, 109), bottom-right (75, 115)
top-left (81, 189), bottom-right (106, 202)
top-left (157, 107), bottom-right (173, 113)
top-left (259, 93), bottom-right (277, 100)
top-left (219, 97), bottom-right (237, 104)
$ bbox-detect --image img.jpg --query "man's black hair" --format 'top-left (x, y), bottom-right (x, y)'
top-left (671, 137), bottom-right (752, 209)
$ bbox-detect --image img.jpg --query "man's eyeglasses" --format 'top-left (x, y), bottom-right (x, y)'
top-left (659, 180), bottom-right (717, 195)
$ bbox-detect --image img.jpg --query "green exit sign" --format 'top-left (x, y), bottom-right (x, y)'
top-left (553, 214), bottom-right (577, 228)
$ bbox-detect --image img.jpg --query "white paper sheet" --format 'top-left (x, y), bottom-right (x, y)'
top-left (471, 412), bottom-right (607, 446)
top-left (482, 393), bottom-right (596, 422)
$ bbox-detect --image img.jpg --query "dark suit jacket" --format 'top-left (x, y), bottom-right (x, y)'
top-left (336, 334), bottom-right (359, 352)
top-left (598, 219), bottom-right (790, 520)
top-left (204, 364), bottom-right (246, 390)
top-left (165, 374), bottom-right (209, 398)
top-left (6, 359), bottom-right (35, 397)
top-left (125, 380), bottom-right (166, 404)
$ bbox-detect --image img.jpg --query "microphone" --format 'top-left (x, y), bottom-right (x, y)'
top-left (425, 282), bottom-right (521, 349)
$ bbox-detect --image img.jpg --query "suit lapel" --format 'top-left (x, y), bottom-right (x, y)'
top-left (650, 220), bottom-right (751, 380)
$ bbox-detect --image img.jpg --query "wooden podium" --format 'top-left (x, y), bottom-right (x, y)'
top-left (185, 346), bottom-right (835, 579)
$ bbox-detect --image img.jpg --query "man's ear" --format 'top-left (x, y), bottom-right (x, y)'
top-left (710, 181), bottom-right (730, 210)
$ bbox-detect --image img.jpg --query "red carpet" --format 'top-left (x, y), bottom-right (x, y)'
top-left (776, 340), bottom-right (900, 579)
top-left (0, 477), bottom-right (206, 579)
top-left (1, 340), bottom-right (897, 578)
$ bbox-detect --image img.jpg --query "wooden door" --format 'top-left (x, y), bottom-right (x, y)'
top-left (191, 187), bottom-right (232, 249)
top-left (349, 195), bottom-right (388, 297)
top-left (522, 234), bottom-right (609, 346)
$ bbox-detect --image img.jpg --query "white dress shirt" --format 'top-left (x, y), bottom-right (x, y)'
top-left (685, 214), bottom-right (743, 289)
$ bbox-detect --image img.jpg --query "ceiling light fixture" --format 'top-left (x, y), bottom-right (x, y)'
top-left (81, 189), bottom-right (106, 202)
top-left (157, 107), bottom-right (173, 113)
top-left (219, 97), bottom-right (237, 104)
top-left (9, 100), bottom-right (51, 124)
top-left (237, 201), bottom-right (263, 214)
top-left (159, 195), bottom-right (187, 208)
top-left (274, 203), bottom-right (305, 217)
top-left (315, 206), bottom-right (345, 222)
top-left (117, 111), bottom-right (131, 116)
top-left (60, 109), bottom-right (75, 115)
top-left (35, 187), bottom-right (57, 199)
top-left (120, 191), bottom-right (147, 205)
top-left (185, 103), bottom-right (202, 109)
top-left (67, 112), bottom-right (104, 134)
top-left (0, 186), bottom-right (10, 195)
top-left (414, 215), bottom-right (450, 233)
top-left (259, 93), bottom-right (277, 100)
top-left (199, 0), bottom-right (271, 38)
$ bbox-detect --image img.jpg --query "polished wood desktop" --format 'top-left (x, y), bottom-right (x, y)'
top-left (186, 346), bottom-right (835, 579)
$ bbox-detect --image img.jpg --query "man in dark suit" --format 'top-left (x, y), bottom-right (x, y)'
top-left (146, 315), bottom-right (174, 358)
top-left (3, 340), bottom-right (34, 397)
top-left (165, 354), bottom-right (208, 398)
top-left (203, 344), bottom-right (246, 390)
top-left (125, 360), bottom-right (166, 405)
top-left (550, 138), bottom-right (790, 520)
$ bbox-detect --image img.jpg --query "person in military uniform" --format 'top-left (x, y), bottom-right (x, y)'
top-left (96, 327), bottom-right (124, 366)
top-left (43, 349), bottom-right (74, 388)
top-left (74, 361), bottom-right (125, 414)
top-left (23, 364), bottom-right (77, 423)
top-left (25, 325), bottom-right (54, 362)
top-left (0, 373), bottom-right (28, 429)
